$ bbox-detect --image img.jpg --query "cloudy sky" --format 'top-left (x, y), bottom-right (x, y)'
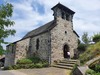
top-left (0, 0), bottom-right (100, 48)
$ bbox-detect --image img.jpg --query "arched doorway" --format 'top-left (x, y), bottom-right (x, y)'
top-left (63, 44), bottom-right (69, 58)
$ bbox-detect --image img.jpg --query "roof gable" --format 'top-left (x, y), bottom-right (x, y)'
top-left (22, 20), bottom-right (55, 39)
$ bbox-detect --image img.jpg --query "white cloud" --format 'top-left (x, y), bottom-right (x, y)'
top-left (75, 0), bottom-right (100, 11)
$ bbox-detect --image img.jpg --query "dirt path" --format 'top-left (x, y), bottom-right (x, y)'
top-left (19, 67), bottom-right (71, 75)
top-left (0, 70), bottom-right (27, 75)
top-left (0, 67), bottom-right (71, 75)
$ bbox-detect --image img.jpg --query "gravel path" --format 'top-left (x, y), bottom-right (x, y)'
top-left (19, 67), bottom-right (71, 75)
top-left (0, 70), bottom-right (27, 75)
top-left (0, 67), bottom-right (71, 75)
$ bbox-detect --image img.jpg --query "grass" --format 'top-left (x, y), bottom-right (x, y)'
top-left (79, 42), bottom-right (100, 65)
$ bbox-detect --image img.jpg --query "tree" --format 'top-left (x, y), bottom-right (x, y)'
top-left (82, 32), bottom-right (90, 45)
top-left (0, 3), bottom-right (16, 55)
top-left (92, 33), bottom-right (100, 43)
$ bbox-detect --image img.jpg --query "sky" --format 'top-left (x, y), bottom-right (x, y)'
top-left (0, 0), bottom-right (100, 49)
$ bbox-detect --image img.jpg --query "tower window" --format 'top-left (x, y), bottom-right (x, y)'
top-left (66, 14), bottom-right (69, 21)
top-left (62, 12), bottom-right (65, 19)
top-left (36, 39), bottom-right (39, 50)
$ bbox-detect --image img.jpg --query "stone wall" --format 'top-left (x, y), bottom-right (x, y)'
top-left (5, 38), bottom-right (30, 67)
top-left (50, 17), bottom-right (78, 64)
top-left (4, 44), bottom-right (16, 67)
top-left (30, 32), bottom-right (51, 61)
top-left (15, 38), bottom-right (30, 63)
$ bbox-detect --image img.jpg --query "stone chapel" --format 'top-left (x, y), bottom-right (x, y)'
top-left (4, 3), bottom-right (79, 67)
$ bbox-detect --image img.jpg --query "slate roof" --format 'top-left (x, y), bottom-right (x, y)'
top-left (51, 3), bottom-right (75, 15)
top-left (22, 20), bottom-right (55, 39)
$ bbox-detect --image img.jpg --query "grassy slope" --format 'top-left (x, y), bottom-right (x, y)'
top-left (79, 42), bottom-right (100, 64)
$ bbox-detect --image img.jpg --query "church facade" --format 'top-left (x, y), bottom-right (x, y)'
top-left (5, 3), bottom-right (79, 67)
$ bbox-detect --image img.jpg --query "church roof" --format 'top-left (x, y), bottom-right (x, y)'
top-left (22, 20), bottom-right (55, 39)
top-left (51, 3), bottom-right (75, 14)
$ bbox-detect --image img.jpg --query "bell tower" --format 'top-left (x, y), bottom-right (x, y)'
top-left (51, 3), bottom-right (75, 22)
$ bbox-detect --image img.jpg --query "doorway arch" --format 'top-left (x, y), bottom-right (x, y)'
top-left (63, 44), bottom-right (69, 58)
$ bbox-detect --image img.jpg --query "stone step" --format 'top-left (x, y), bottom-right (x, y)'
top-left (62, 59), bottom-right (78, 62)
top-left (57, 63), bottom-right (74, 67)
top-left (53, 59), bottom-right (78, 70)
top-left (53, 65), bottom-right (73, 70)
top-left (60, 61), bottom-right (76, 64)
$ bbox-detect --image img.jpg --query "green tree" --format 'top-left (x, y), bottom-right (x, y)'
top-left (0, 3), bottom-right (16, 55)
top-left (92, 33), bottom-right (100, 43)
top-left (82, 32), bottom-right (90, 45)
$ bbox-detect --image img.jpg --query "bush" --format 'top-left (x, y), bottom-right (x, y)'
top-left (3, 66), bottom-right (13, 70)
top-left (86, 69), bottom-right (100, 75)
top-left (78, 43), bottom-right (87, 51)
top-left (17, 58), bottom-right (32, 64)
top-left (3, 57), bottom-right (49, 70)
top-left (29, 57), bottom-right (41, 64)
top-left (34, 63), bottom-right (43, 68)
top-left (95, 64), bottom-right (100, 72)
top-left (92, 33), bottom-right (100, 43)
top-left (42, 62), bottom-right (49, 67)
top-left (86, 69), bottom-right (95, 75)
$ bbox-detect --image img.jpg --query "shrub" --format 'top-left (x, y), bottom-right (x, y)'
top-left (3, 66), bottom-right (13, 70)
top-left (29, 57), bottom-right (41, 64)
top-left (78, 43), bottom-right (87, 51)
top-left (92, 33), bottom-right (100, 43)
top-left (4, 57), bottom-right (49, 70)
top-left (34, 63), bottom-right (43, 68)
top-left (95, 64), bottom-right (100, 72)
top-left (42, 62), bottom-right (49, 67)
top-left (17, 58), bottom-right (32, 64)
top-left (86, 69), bottom-right (95, 75)
top-left (86, 69), bottom-right (100, 75)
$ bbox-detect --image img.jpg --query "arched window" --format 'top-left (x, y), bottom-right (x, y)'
top-left (36, 39), bottom-right (39, 50)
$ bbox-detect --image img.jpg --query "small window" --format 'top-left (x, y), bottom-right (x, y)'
top-left (65, 31), bottom-right (67, 34)
top-left (66, 14), bottom-right (69, 21)
top-left (36, 39), bottom-right (39, 50)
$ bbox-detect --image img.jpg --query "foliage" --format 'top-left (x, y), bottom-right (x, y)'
top-left (79, 42), bottom-right (100, 64)
top-left (82, 32), bottom-right (90, 44)
top-left (0, 3), bottom-right (16, 55)
top-left (29, 57), bottom-right (41, 64)
top-left (4, 57), bottom-right (49, 70)
top-left (70, 64), bottom-right (78, 75)
top-left (78, 43), bottom-right (87, 51)
top-left (95, 64), bottom-right (100, 72)
top-left (86, 69), bottom-right (100, 75)
top-left (92, 33), bottom-right (100, 43)
top-left (17, 58), bottom-right (32, 64)
top-left (4, 62), bottom-right (48, 70)
top-left (86, 69), bottom-right (95, 75)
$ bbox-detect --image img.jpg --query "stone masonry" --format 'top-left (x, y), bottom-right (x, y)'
top-left (50, 17), bottom-right (78, 63)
